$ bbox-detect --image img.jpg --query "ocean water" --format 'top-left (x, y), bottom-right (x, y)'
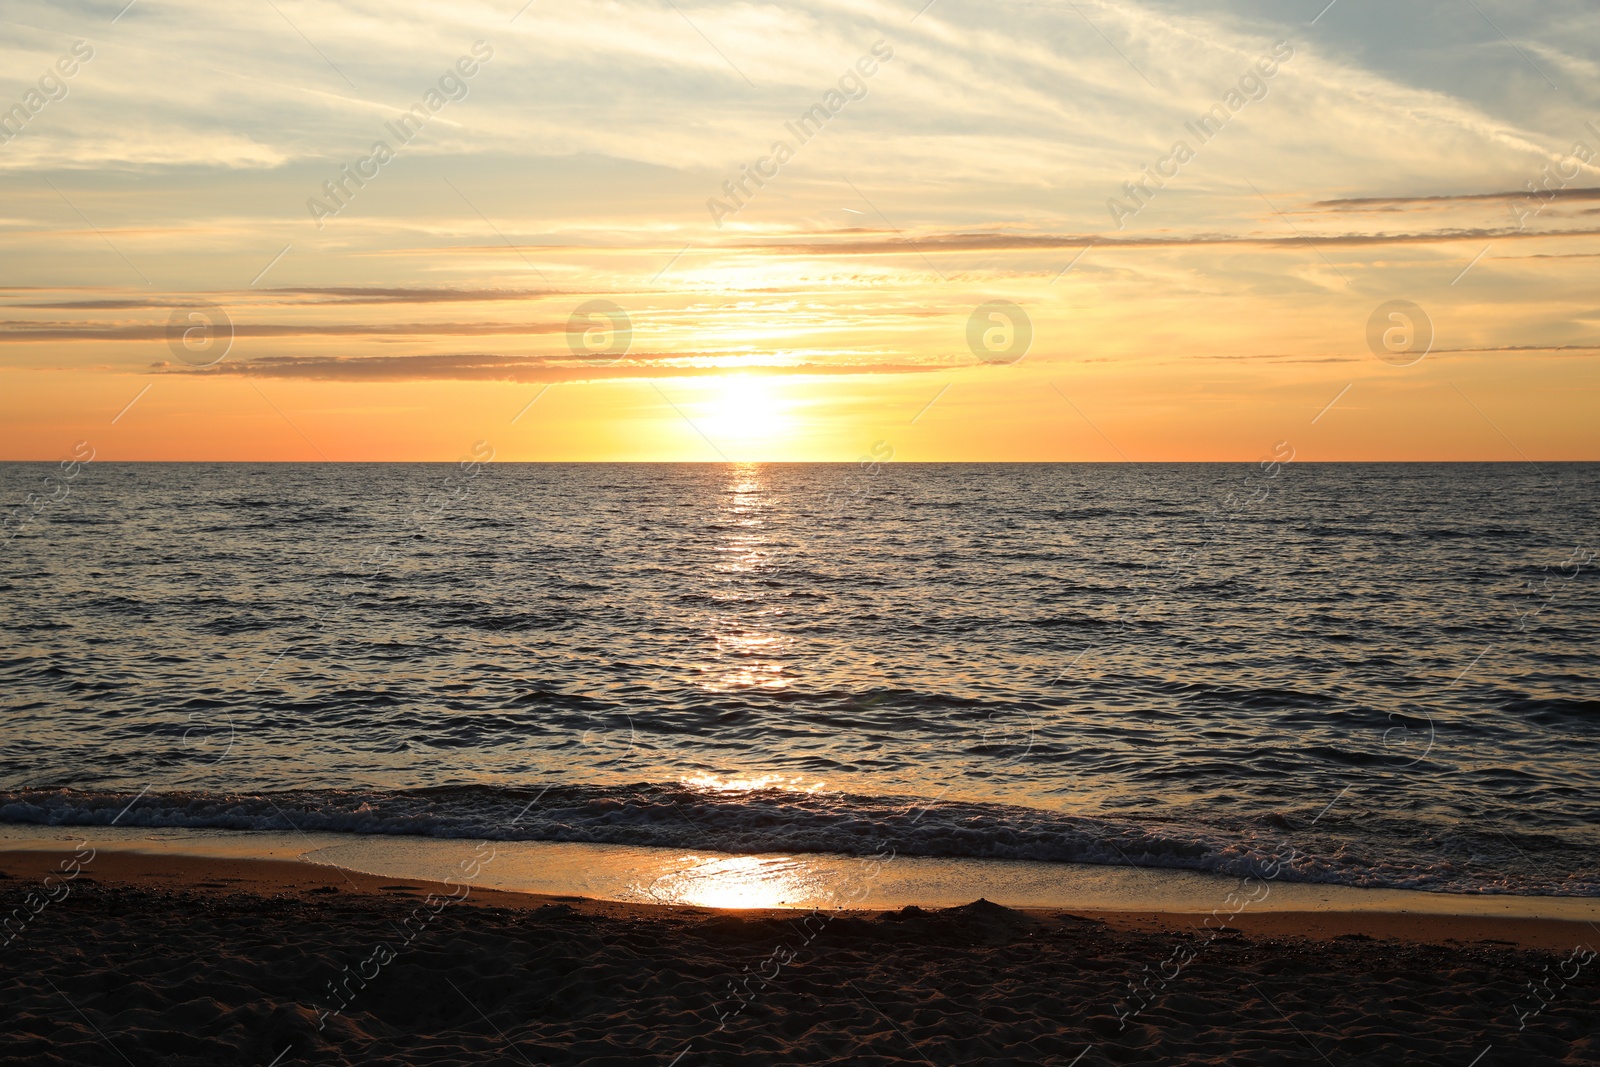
top-left (1, 461), bottom-right (1597, 896)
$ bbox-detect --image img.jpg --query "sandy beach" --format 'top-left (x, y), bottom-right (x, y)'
top-left (3, 847), bottom-right (1596, 1066)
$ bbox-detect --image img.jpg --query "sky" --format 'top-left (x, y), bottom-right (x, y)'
top-left (1, 0), bottom-right (1597, 462)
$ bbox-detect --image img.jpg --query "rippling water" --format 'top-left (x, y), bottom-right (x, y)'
top-left (2, 462), bottom-right (1597, 895)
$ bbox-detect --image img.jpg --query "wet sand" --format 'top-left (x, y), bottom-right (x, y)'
top-left (2, 848), bottom-right (1597, 1065)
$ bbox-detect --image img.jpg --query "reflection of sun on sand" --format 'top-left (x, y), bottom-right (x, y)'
top-left (651, 776), bottom-right (834, 907)
top-left (647, 855), bottom-right (810, 910)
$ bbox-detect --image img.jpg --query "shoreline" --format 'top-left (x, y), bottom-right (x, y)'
top-left (4, 823), bottom-right (1599, 922)
top-left (4, 845), bottom-right (1597, 951)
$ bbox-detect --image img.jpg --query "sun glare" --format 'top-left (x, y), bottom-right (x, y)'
top-left (700, 376), bottom-right (793, 445)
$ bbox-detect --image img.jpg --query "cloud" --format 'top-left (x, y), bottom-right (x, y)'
top-left (263, 287), bottom-right (557, 304)
top-left (6, 287), bottom-right (557, 309)
top-left (1314, 187), bottom-right (1600, 209)
top-left (1201, 353), bottom-right (1362, 363)
top-left (153, 352), bottom-right (944, 382)
top-left (0, 321), bottom-right (569, 342)
top-left (1433, 343), bottom-right (1600, 355)
top-left (743, 225), bottom-right (1600, 257)
top-left (1199, 343), bottom-right (1600, 364)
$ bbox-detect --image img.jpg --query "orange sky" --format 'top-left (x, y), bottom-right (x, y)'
top-left (2, 0), bottom-right (1597, 461)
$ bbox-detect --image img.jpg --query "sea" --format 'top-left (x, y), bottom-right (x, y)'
top-left (2, 462), bottom-right (1597, 898)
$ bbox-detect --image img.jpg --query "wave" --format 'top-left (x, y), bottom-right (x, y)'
top-left (3, 784), bottom-right (1594, 897)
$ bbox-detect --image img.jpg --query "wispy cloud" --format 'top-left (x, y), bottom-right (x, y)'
top-left (745, 225), bottom-right (1600, 257)
top-left (1314, 187), bottom-right (1600, 209)
top-left (7, 287), bottom-right (557, 309)
top-left (156, 352), bottom-right (943, 382)
top-left (0, 322), bottom-right (570, 342)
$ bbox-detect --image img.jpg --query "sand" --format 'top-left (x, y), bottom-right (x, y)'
top-left (2, 847), bottom-right (1597, 1065)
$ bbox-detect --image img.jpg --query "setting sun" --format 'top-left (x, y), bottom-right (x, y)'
top-left (698, 376), bottom-right (796, 449)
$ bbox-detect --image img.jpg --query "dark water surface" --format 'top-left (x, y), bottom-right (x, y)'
top-left (2, 462), bottom-right (1596, 895)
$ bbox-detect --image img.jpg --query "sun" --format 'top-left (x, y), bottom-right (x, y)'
top-left (700, 375), bottom-right (793, 445)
